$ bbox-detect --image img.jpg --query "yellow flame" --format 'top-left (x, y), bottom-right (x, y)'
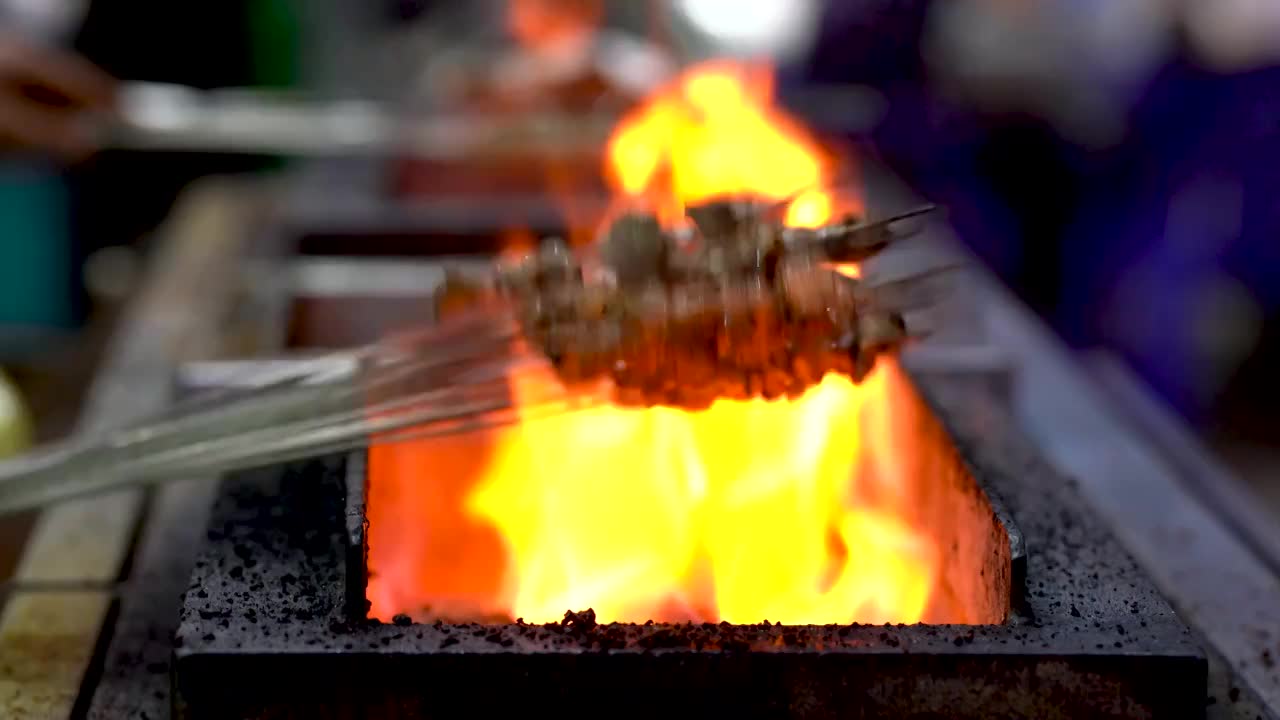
top-left (606, 60), bottom-right (853, 225)
top-left (366, 60), bottom-right (931, 626)
top-left (461, 369), bottom-right (933, 624)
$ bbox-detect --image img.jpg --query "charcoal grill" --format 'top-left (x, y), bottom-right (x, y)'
top-left (46, 169), bottom-right (1278, 720)
top-left (163, 355), bottom-right (1204, 719)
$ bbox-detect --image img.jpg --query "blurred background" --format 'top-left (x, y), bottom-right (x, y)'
top-left (1, 0), bottom-right (1278, 517)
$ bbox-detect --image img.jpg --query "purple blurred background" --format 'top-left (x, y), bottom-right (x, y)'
top-left (781, 0), bottom-right (1280, 440)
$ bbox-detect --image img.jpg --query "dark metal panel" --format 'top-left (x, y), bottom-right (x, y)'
top-left (1085, 352), bottom-right (1280, 578)
top-left (343, 451), bottom-right (369, 625)
top-left (979, 253), bottom-right (1280, 715)
top-left (863, 160), bottom-right (1280, 718)
top-left (86, 476), bottom-right (219, 720)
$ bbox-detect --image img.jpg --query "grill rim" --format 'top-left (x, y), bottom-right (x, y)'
top-left (172, 367), bottom-right (1205, 719)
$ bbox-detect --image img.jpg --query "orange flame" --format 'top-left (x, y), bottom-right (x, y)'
top-left (464, 368), bottom-right (935, 624)
top-left (367, 61), bottom-right (934, 626)
top-left (507, 0), bottom-right (603, 51)
top-left (605, 60), bottom-right (854, 226)
top-left (368, 364), bottom-right (939, 625)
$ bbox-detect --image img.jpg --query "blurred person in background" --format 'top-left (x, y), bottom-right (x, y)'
top-left (0, 0), bottom-right (296, 451)
top-left (780, 0), bottom-right (1280, 438)
top-left (0, 0), bottom-right (295, 357)
top-left (0, 2), bottom-right (108, 355)
top-left (0, 34), bottom-right (115, 157)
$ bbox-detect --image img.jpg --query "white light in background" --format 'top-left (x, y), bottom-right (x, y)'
top-left (83, 245), bottom-right (139, 303)
top-left (1, 0), bottom-right (89, 41)
top-left (674, 0), bottom-right (820, 60)
top-left (1185, 0), bottom-right (1280, 71)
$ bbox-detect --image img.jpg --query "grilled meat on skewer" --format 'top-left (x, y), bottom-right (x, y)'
top-left (522, 256), bottom-right (906, 409)
top-left (448, 203), bottom-right (937, 409)
top-left (0, 203), bottom-right (936, 514)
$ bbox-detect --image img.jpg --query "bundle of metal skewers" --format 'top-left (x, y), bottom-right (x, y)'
top-left (0, 200), bottom-right (943, 515)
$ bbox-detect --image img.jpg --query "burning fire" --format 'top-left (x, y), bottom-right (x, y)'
top-left (367, 61), bottom-right (937, 626)
top-left (606, 60), bottom-right (852, 226)
top-left (463, 368), bottom-right (935, 624)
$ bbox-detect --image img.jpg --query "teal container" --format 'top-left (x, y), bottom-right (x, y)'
top-left (0, 161), bottom-right (75, 351)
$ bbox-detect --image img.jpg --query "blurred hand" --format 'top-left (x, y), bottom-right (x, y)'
top-left (0, 34), bottom-right (116, 159)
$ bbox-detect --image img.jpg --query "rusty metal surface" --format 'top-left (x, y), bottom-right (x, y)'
top-left (171, 369), bottom-right (1203, 719)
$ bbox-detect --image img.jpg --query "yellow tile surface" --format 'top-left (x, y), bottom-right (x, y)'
top-left (0, 591), bottom-right (112, 720)
top-left (14, 492), bottom-right (142, 584)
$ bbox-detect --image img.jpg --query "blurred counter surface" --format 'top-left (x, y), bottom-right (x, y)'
top-left (0, 177), bottom-right (267, 720)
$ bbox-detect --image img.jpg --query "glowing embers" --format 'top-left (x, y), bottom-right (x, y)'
top-left (366, 360), bottom-right (1012, 626)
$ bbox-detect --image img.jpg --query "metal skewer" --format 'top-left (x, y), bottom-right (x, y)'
top-left (0, 310), bottom-right (604, 516)
top-left (0, 202), bottom-right (954, 516)
top-left (90, 82), bottom-right (619, 159)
